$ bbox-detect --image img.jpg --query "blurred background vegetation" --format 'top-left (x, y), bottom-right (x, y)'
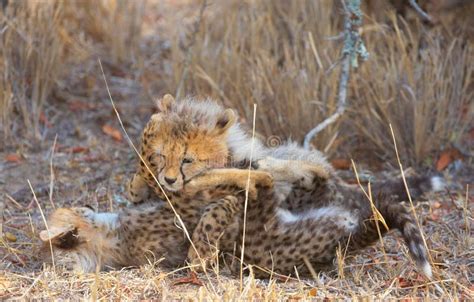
top-left (0, 0), bottom-right (472, 168)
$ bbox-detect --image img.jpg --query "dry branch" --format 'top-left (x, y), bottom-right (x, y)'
top-left (408, 0), bottom-right (433, 23)
top-left (303, 0), bottom-right (368, 150)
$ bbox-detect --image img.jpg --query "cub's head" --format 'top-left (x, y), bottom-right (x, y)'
top-left (39, 207), bottom-right (118, 249)
top-left (140, 94), bottom-right (236, 192)
top-left (39, 207), bottom-right (95, 250)
top-left (39, 207), bottom-right (120, 272)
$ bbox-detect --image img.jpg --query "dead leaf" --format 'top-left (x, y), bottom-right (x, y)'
top-left (171, 271), bottom-right (203, 286)
top-left (308, 288), bottom-right (318, 297)
top-left (331, 159), bottom-right (351, 170)
top-left (74, 155), bottom-right (106, 163)
top-left (429, 211), bottom-right (440, 221)
top-left (69, 146), bottom-right (90, 154)
top-left (68, 100), bottom-right (97, 111)
top-left (397, 277), bottom-right (414, 288)
top-left (436, 148), bottom-right (462, 171)
top-left (6, 255), bottom-right (28, 267)
top-left (5, 154), bottom-right (22, 163)
top-left (102, 125), bottom-right (123, 141)
top-left (4, 232), bottom-right (17, 242)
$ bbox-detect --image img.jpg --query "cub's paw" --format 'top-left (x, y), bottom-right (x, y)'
top-left (128, 174), bottom-right (150, 204)
top-left (307, 164), bottom-right (330, 180)
top-left (246, 171), bottom-right (273, 199)
top-left (251, 170), bottom-right (274, 189)
top-left (187, 249), bottom-right (216, 273)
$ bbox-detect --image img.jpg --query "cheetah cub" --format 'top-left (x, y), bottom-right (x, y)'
top-left (126, 94), bottom-right (332, 268)
top-left (126, 94), bottom-right (275, 245)
top-left (127, 94), bottom-right (330, 205)
top-left (126, 95), bottom-right (440, 278)
top-left (39, 204), bottom-right (188, 272)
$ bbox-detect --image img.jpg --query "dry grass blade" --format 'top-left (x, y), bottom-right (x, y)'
top-left (239, 103), bottom-right (257, 292)
top-left (48, 135), bottom-right (57, 209)
top-left (27, 179), bottom-right (55, 272)
top-left (350, 160), bottom-right (389, 230)
top-left (388, 124), bottom-right (453, 298)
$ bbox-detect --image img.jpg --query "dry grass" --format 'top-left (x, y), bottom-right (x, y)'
top-left (162, 0), bottom-right (473, 165)
top-left (0, 0), bottom-right (144, 142)
top-left (0, 0), bottom-right (473, 300)
top-left (0, 2), bottom-right (64, 140)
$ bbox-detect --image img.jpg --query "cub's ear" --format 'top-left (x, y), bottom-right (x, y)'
top-left (40, 225), bottom-right (74, 241)
top-left (156, 94), bottom-right (175, 113)
top-left (40, 226), bottom-right (79, 249)
top-left (214, 109), bottom-right (236, 135)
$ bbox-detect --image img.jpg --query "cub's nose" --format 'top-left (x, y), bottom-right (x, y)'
top-left (164, 177), bottom-right (177, 185)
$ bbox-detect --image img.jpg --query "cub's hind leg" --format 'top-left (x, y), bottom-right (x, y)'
top-left (257, 157), bottom-right (332, 211)
top-left (187, 195), bottom-right (242, 271)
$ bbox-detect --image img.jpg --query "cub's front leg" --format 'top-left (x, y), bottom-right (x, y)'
top-left (128, 173), bottom-right (150, 204)
top-left (185, 168), bottom-right (274, 200)
top-left (187, 195), bottom-right (242, 272)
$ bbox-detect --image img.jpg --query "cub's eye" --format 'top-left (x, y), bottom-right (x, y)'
top-left (182, 157), bottom-right (194, 164)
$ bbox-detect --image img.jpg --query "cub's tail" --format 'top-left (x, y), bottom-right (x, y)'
top-left (348, 174), bottom-right (444, 278)
top-left (371, 175), bottom-right (446, 202)
top-left (349, 197), bottom-right (433, 278)
top-left (378, 199), bottom-right (433, 278)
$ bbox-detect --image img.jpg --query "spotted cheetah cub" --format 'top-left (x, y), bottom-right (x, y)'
top-left (130, 93), bottom-right (278, 215)
top-left (126, 95), bottom-right (439, 278)
top-left (40, 169), bottom-right (440, 278)
top-left (127, 94), bottom-right (329, 215)
top-left (126, 94), bottom-right (331, 267)
top-left (217, 153), bottom-right (442, 278)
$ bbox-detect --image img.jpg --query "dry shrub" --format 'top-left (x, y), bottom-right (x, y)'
top-left (164, 0), bottom-right (473, 165)
top-left (350, 16), bottom-right (473, 166)
top-left (61, 0), bottom-right (145, 64)
top-left (164, 0), bottom-right (342, 150)
top-left (0, 2), bottom-right (64, 140)
top-left (0, 0), bottom-right (145, 143)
